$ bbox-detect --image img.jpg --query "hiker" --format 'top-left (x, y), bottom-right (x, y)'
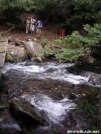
top-left (30, 16), bottom-right (36, 35)
top-left (36, 20), bottom-right (43, 38)
top-left (25, 17), bottom-right (30, 34)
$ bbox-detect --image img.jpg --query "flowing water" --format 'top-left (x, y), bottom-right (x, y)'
top-left (0, 61), bottom-right (101, 134)
top-left (21, 93), bottom-right (76, 124)
top-left (2, 61), bottom-right (92, 84)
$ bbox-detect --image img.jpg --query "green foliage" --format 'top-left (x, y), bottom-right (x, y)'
top-left (0, 0), bottom-right (33, 11)
top-left (90, 121), bottom-right (101, 131)
top-left (84, 24), bottom-right (101, 47)
top-left (68, 24), bottom-right (101, 48)
top-left (64, 0), bottom-right (101, 32)
top-left (76, 100), bottom-right (98, 116)
top-left (55, 48), bottom-right (84, 62)
top-left (0, 0), bottom-right (34, 26)
top-left (42, 35), bottom-right (85, 62)
top-left (42, 47), bottom-right (54, 57)
top-left (41, 37), bottom-right (48, 48)
top-left (0, 0), bottom-right (101, 33)
top-left (76, 98), bottom-right (101, 131)
top-left (42, 23), bottom-right (101, 62)
top-left (24, 48), bottom-right (28, 59)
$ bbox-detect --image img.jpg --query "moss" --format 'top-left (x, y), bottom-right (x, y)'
top-left (10, 53), bottom-right (17, 62)
top-left (24, 48), bottom-right (28, 59)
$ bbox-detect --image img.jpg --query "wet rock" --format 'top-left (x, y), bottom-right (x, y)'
top-left (88, 73), bottom-right (101, 85)
top-left (9, 97), bottom-right (46, 125)
top-left (0, 106), bottom-right (9, 110)
top-left (69, 110), bottom-right (90, 130)
top-left (0, 123), bottom-right (21, 131)
top-left (86, 55), bottom-right (95, 64)
top-left (0, 108), bottom-right (21, 134)
top-left (81, 52), bottom-right (95, 65)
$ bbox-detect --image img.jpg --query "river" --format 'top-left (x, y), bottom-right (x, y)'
top-left (0, 61), bottom-right (101, 134)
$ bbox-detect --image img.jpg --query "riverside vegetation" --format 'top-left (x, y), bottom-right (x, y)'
top-left (42, 23), bottom-right (101, 63)
top-left (0, 0), bottom-right (101, 63)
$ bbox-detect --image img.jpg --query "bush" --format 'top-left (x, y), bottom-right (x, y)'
top-left (42, 23), bottom-right (101, 62)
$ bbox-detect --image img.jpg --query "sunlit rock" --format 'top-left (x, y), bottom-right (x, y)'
top-left (25, 40), bottom-right (42, 62)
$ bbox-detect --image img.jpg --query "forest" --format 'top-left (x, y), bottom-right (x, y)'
top-left (0, 0), bottom-right (101, 62)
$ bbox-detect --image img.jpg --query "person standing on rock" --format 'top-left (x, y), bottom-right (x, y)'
top-left (36, 19), bottom-right (43, 38)
top-left (30, 16), bottom-right (36, 35)
top-left (25, 17), bottom-right (30, 34)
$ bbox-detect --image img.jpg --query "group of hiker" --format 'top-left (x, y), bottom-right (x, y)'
top-left (25, 16), bottom-right (42, 38)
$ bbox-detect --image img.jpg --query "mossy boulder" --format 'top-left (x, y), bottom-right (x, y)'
top-left (6, 45), bottom-right (28, 62)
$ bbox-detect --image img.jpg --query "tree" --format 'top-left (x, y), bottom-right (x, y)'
top-left (0, 0), bottom-right (34, 26)
top-left (0, 0), bottom-right (101, 33)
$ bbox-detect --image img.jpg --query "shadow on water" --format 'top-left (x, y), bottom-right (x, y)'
top-left (67, 62), bottom-right (101, 75)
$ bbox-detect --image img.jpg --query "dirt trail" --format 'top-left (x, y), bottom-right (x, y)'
top-left (9, 24), bottom-right (60, 41)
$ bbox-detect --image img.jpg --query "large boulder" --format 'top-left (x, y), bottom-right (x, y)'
top-left (6, 45), bottom-right (28, 62)
top-left (9, 97), bottom-right (46, 125)
top-left (85, 55), bottom-right (95, 64)
top-left (25, 40), bottom-right (42, 62)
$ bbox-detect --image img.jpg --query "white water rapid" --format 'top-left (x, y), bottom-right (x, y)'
top-left (21, 93), bottom-right (76, 124)
top-left (1, 61), bottom-right (100, 133)
top-left (2, 61), bottom-right (91, 84)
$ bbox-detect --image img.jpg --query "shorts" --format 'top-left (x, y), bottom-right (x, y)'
top-left (30, 24), bottom-right (35, 31)
top-left (26, 24), bottom-right (29, 28)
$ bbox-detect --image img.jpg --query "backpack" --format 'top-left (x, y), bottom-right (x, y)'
top-left (40, 21), bottom-right (42, 27)
top-left (26, 19), bottom-right (30, 24)
top-left (36, 20), bottom-right (43, 28)
top-left (31, 18), bottom-right (36, 25)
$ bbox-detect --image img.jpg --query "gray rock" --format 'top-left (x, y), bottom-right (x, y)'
top-left (6, 45), bottom-right (28, 62)
top-left (0, 39), bottom-right (8, 78)
top-left (25, 40), bottom-right (42, 62)
top-left (88, 73), bottom-right (101, 85)
top-left (9, 97), bottom-right (46, 125)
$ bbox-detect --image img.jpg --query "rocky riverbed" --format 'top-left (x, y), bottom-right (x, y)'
top-left (0, 61), bottom-right (101, 134)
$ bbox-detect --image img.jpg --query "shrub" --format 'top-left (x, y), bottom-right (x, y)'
top-left (42, 23), bottom-right (101, 62)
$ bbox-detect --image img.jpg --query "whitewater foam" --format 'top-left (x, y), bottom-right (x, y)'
top-left (22, 93), bottom-right (76, 124)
